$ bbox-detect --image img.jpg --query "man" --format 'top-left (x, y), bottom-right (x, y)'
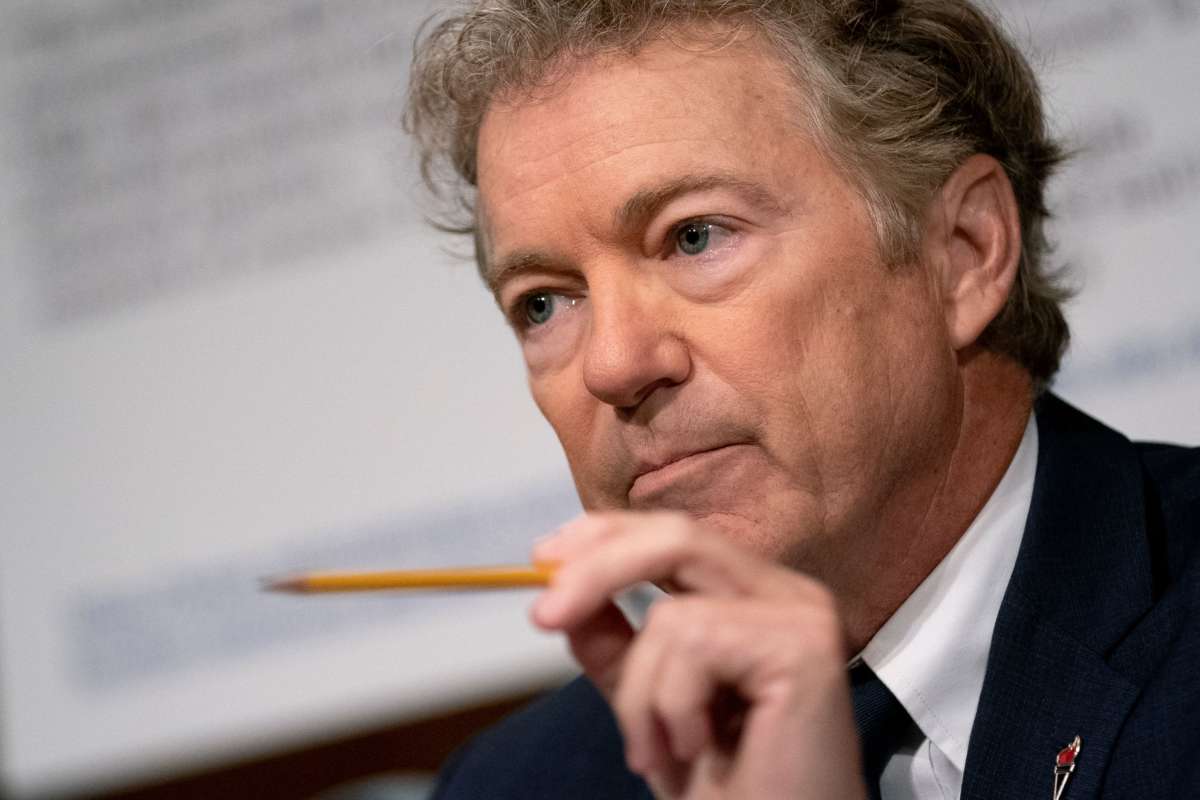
top-left (404, 1), bottom-right (1200, 798)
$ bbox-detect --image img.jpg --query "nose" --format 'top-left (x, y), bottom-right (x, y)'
top-left (581, 279), bottom-right (691, 411)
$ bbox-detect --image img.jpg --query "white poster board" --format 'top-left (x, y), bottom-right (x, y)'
top-left (0, 0), bottom-right (1196, 796)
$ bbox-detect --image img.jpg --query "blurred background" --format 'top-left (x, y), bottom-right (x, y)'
top-left (0, 0), bottom-right (1196, 797)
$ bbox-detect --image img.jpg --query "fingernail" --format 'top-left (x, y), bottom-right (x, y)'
top-left (531, 590), bottom-right (562, 627)
top-left (533, 520), bottom-right (573, 552)
top-left (532, 533), bottom-right (557, 554)
top-left (559, 514), bottom-right (591, 534)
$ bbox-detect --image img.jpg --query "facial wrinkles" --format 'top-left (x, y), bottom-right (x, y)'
top-left (889, 309), bottom-right (962, 537)
top-left (579, 253), bottom-right (784, 496)
top-left (788, 376), bottom-right (831, 529)
top-left (606, 304), bottom-right (819, 533)
top-left (482, 46), bottom-right (804, 205)
top-left (586, 371), bottom-right (759, 504)
top-left (758, 245), bottom-right (886, 549)
top-left (484, 69), bottom-right (735, 180)
top-left (564, 303), bottom-right (734, 502)
top-left (843, 319), bottom-right (951, 569)
top-left (833, 332), bottom-right (896, 535)
top-left (495, 135), bottom-right (735, 214)
top-left (484, 38), bottom-right (928, 563)
top-left (865, 369), bottom-right (903, 538)
top-left (611, 195), bottom-right (845, 519)
top-left (620, 395), bottom-right (757, 454)
top-left (485, 143), bottom-right (805, 310)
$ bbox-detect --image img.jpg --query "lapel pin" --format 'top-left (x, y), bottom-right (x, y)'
top-left (1052, 735), bottom-right (1082, 800)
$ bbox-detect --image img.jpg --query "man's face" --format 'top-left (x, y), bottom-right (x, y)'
top-left (475, 34), bottom-right (961, 577)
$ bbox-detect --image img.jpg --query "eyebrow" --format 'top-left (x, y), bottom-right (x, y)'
top-left (614, 172), bottom-right (786, 235)
top-left (485, 172), bottom-right (785, 294)
top-left (485, 249), bottom-right (576, 295)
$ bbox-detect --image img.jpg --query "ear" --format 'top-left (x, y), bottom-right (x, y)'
top-left (924, 154), bottom-right (1021, 350)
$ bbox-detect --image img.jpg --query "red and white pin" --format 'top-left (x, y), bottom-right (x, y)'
top-left (1052, 735), bottom-right (1082, 800)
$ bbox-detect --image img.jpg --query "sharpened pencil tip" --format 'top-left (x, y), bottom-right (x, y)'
top-left (260, 575), bottom-right (306, 593)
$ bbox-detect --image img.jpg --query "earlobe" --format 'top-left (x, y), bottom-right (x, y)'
top-left (929, 154), bottom-right (1022, 351)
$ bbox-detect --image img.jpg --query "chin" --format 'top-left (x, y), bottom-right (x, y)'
top-left (707, 507), bottom-right (831, 573)
top-left (687, 508), bottom-right (787, 556)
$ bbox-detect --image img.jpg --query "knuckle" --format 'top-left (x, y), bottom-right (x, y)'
top-left (643, 598), bottom-right (678, 633)
top-left (785, 607), bottom-right (846, 668)
top-left (677, 608), bottom-right (714, 655)
top-left (654, 688), bottom-right (697, 727)
top-left (645, 599), bottom-right (716, 660)
top-left (587, 512), bottom-right (622, 539)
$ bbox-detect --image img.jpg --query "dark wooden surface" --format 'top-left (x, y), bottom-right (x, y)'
top-left (82, 689), bottom-right (546, 800)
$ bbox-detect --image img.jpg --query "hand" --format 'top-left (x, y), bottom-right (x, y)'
top-left (531, 511), bottom-right (866, 800)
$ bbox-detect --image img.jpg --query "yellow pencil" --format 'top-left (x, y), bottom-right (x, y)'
top-left (262, 564), bottom-right (555, 593)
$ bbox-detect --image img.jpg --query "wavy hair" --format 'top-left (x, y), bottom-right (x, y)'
top-left (405, 0), bottom-right (1071, 385)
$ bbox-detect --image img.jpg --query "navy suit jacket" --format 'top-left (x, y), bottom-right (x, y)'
top-left (433, 396), bottom-right (1200, 799)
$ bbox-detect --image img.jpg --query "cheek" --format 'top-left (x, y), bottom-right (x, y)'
top-left (528, 370), bottom-right (581, 445)
top-left (736, 251), bottom-right (934, 436)
top-left (520, 306), bottom-right (587, 377)
top-left (528, 369), bottom-right (609, 490)
top-left (786, 275), bottom-right (953, 466)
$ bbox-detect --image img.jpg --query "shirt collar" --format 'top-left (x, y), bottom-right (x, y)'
top-left (858, 414), bottom-right (1037, 772)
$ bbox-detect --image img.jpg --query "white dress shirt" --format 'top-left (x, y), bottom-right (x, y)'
top-left (858, 416), bottom-right (1038, 800)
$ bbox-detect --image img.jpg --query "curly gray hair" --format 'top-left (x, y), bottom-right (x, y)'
top-left (405, 0), bottom-right (1071, 386)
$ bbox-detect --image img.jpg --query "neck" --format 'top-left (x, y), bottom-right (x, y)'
top-left (839, 349), bottom-right (1033, 654)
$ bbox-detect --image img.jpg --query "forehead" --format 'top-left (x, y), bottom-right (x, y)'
top-left (474, 33), bottom-right (820, 235)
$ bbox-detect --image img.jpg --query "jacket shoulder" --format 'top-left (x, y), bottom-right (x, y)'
top-left (1135, 439), bottom-right (1200, 585)
top-left (1101, 441), bottom-right (1200, 796)
top-left (1137, 439), bottom-right (1200, 501)
top-left (432, 676), bottom-right (648, 800)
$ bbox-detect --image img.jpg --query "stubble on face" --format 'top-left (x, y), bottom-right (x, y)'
top-left (474, 30), bottom-right (964, 583)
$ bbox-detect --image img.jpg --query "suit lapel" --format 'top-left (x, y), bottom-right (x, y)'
top-left (961, 595), bottom-right (1138, 799)
top-left (962, 396), bottom-right (1153, 800)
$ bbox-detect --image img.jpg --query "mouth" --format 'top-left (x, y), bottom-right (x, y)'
top-left (628, 443), bottom-right (754, 505)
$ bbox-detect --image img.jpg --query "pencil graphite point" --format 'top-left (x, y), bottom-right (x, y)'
top-left (261, 575), bottom-right (306, 593)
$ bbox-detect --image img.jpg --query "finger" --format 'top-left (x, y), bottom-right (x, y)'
top-left (536, 513), bottom-right (769, 629)
top-left (640, 597), bottom-right (846, 739)
top-left (531, 513), bottom-right (611, 565)
top-left (612, 602), bottom-right (675, 776)
top-left (690, 599), bottom-right (844, 695)
top-left (644, 754), bottom-right (689, 800)
top-left (648, 598), bottom-right (855, 791)
top-left (561, 601), bottom-right (635, 696)
top-left (617, 599), bottom-right (751, 798)
top-left (644, 602), bottom-right (717, 763)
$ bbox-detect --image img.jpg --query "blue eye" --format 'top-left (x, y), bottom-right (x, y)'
top-left (523, 292), bottom-right (556, 326)
top-left (676, 222), bottom-right (710, 255)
